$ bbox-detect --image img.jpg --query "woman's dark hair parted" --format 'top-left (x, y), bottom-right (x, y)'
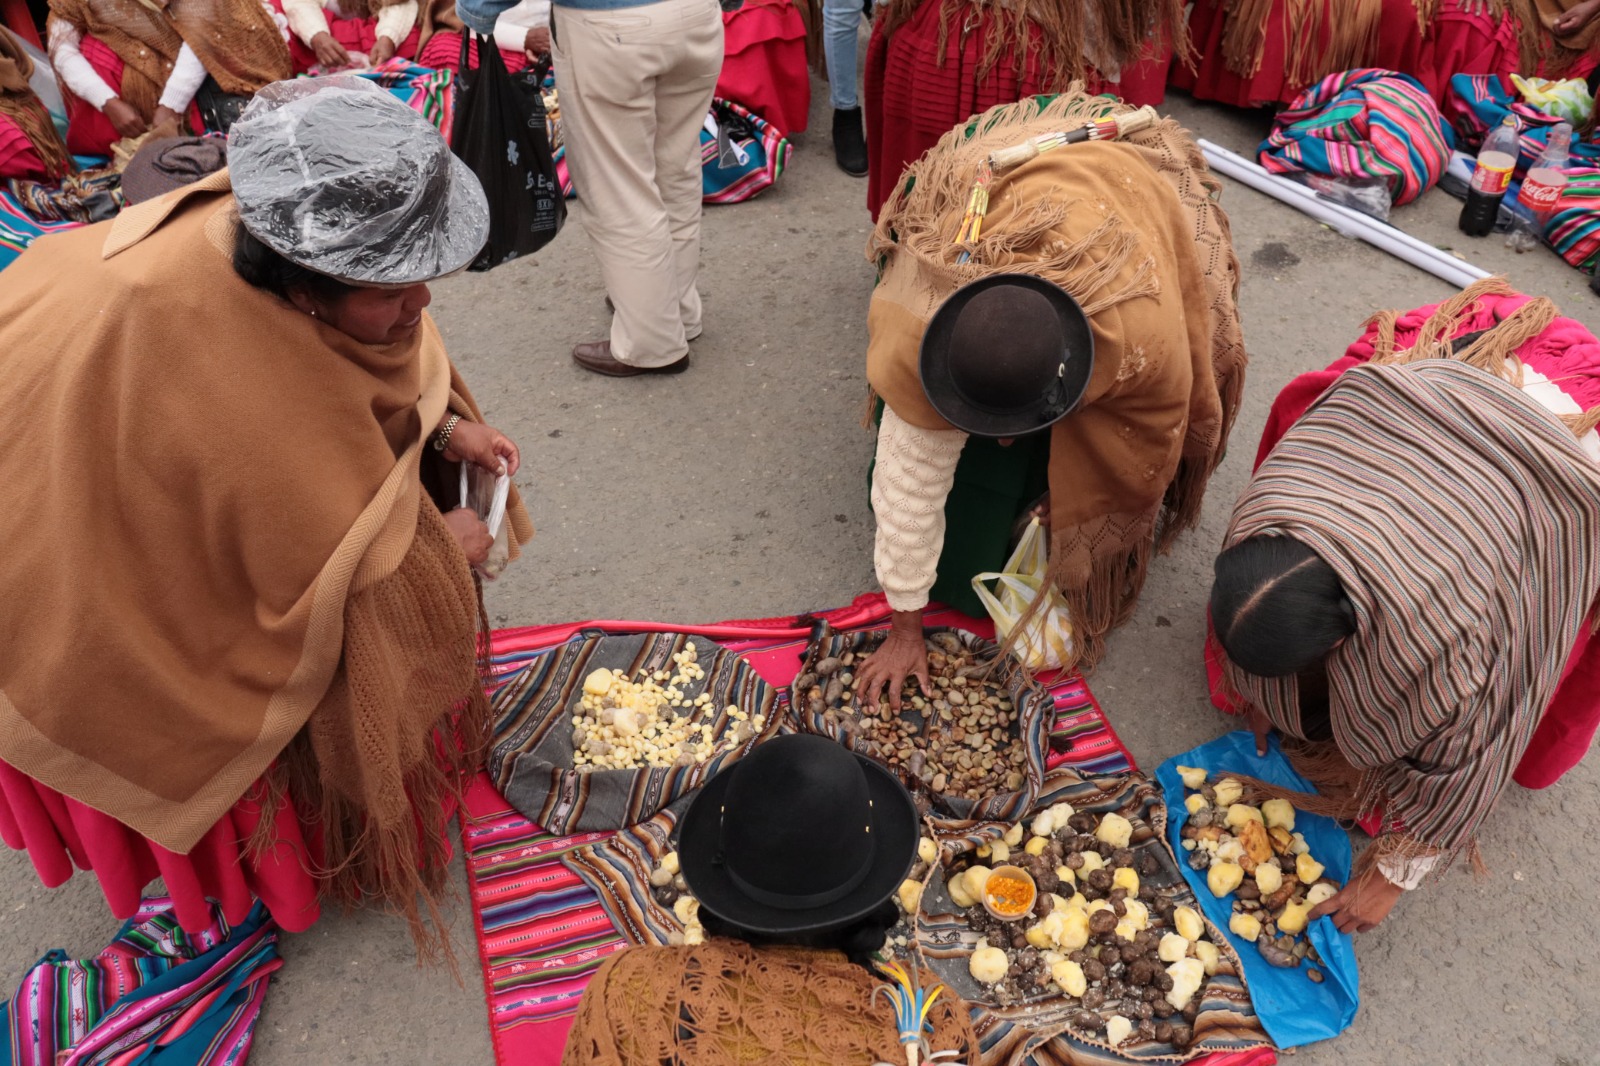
top-left (232, 226), bottom-right (360, 304)
top-left (1211, 535), bottom-right (1356, 678)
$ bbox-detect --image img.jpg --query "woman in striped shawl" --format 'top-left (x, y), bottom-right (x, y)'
top-left (1209, 281), bottom-right (1600, 932)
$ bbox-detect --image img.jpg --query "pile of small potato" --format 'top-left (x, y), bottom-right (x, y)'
top-left (648, 850), bottom-right (708, 945)
top-left (571, 644), bottom-right (767, 772)
top-left (798, 632), bottom-right (1028, 802)
top-left (1175, 766), bottom-right (1339, 980)
top-left (915, 803), bottom-right (1224, 1051)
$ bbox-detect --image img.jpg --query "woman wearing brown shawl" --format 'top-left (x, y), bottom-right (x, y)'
top-left (0, 24), bottom-right (70, 179)
top-left (1210, 285), bottom-right (1600, 932)
top-left (855, 92), bottom-right (1245, 704)
top-left (0, 79), bottom-right (531, 949)
top-left (47, 0), bottom-right (291, 155)
top-left (862, 0), bottom-right (1188, 218)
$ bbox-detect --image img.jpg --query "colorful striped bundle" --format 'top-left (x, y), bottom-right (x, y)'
top-left (699, 98), bottom-right (789, 205)
top-left (1445, 73), bottom-right (1600, 175)
top-left (1544, 167), bottom-right (1600, 270)
top-left (353, 61), bottom-right (456, 140)
top-left (0, 188), bottom-right (84, 273)
top-left (2, 896), bottom-right (280, 1066)
top-left (1259, 69), bottom-right (1454, 206)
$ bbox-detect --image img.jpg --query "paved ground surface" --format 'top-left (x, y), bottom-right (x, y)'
top-left (5, 76), bottom-right (1600, 1066)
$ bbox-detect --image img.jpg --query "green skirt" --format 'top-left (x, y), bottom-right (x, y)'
top-left (869, 403), bottom-right (1050, 618)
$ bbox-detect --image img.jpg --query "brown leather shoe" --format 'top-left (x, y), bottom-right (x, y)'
top-left (571, 340), bottom-right (689, 377)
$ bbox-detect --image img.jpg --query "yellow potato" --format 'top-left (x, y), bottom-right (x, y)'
top-left (1086, 899), bottom-right (1115, 917)
top-left (1225, 804), bottom-right (1264, 830)
top-left (897, 879), bottom-right (923, 913)
top-left (917, 837), bottom-right (939, 865)
top-left (1114, 919), bottom-right (1138, 942)
top-left (969, 946), bottom-right (1009, 985)
top-left (1177, 765), bottom-right (1208, 790)
top-left (1112, 867), bottom-right (1140, 895)
top-left (662, 851), bottom-right (680, 876)
top-left (989, 842), bottom-right (1011, 864)
top-left (1095, 812), bottom-right (1134, 849)
top-left (673, 895), bottom-right (699, 924)
top-left (1055, 866), bottom-right (1076, 888)
top-left (1213, 778), bottom-right (1245, 807)
top-left (1158, 933), bottom-right (1191, 963)
top-left (1123, 899), bottom-right (1150, 931)
top-left (1261, 798), bottom-right (1296, 831)
top-left (1026, 912), bottom-right (1064, 949)
top-left (1194, 939), bottom-right (1221, 976)
top-left (1003, 823), bottom-right (1025, 847)
top-left (1296, 853), bottom-right (1325, 885)
top-left (962, 865), bottom-right (993, 898)
top-left (1306, 882), bottom-right (1338, 908)
top-left (1024, 836), bottom-right (1048, 857)
top-left (1229, 911), bottom-right (1262, 941)
top-left (582, 668), bottom-right (613, 696)
top-left (1254, 862), bottom-right (1283, 896)
top-left (1173, 905), bottom-right (1205, 943)
top-left (1207, 862), bottom-right (1245, 897)
top-left (1185, 793), bottom-right (1210, 815)
top-left (947, 877), bottom-right (976, 909)
top-left (1064, 892), bottom-right (1090, 912)
top-left (1278, 900), bottom-right (1312, 935)
top-left (1052, 959), bottom-right (1088, 997)
top-left (1057, 908), bottom-right (1091, 951)
top-left (1078, 851), bottom-right (1105, 873)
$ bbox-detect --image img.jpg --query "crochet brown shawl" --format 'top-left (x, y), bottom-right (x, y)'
top-left (0, 25), bottom-right (70, 179)
top-left (868, 93), bottom-right (1246, 673)
top-left (563, 941), bottom-right (979, 1066)
top-left (48, 0), bottom-right (290, 123)
top-left (1218, 282), bottom-right (1600, 875)
top-left (0, 170), bottom-right (533, 950)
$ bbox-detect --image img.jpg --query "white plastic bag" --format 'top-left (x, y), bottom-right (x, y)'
top-left (459, 461), bottom-right (511, 579)
top-left (971, 518), bottom-right (1074, 670)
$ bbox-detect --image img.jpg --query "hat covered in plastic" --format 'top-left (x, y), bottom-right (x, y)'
top-left (228, 77), bottom-right (489, 285)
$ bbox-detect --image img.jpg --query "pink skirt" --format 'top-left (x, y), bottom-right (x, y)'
top-left (0, 113), bottom-right (50, 181)
top-left (414, 29), bottom-right (530, 74)
top-left (270, 0), bottom-right (422, 74)
top-left (62, 36), bottom-right (203, 157)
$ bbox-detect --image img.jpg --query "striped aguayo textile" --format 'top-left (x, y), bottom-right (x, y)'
top-left (1222, 359), bottom-right (1600, 859)
top-left (461, 597), bottom-right (1238, 1066)
top-left (1259, 68), bottom-right (1453, 207)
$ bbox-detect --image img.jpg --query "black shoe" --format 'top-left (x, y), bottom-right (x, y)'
top-left (833, 107), bottom-right (868, 177)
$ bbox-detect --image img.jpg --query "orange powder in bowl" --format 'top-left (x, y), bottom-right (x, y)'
top-left (982, 865), bottom-right (1037, 918)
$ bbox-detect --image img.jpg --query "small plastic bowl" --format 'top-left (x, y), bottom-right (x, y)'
top-left (982, 865), bottom-right (1037, 919)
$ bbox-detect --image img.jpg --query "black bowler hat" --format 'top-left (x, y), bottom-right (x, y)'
top-left (678, 734), bottom-right (919, 935)
top-left (919, 273), bottom-right (1094, 437)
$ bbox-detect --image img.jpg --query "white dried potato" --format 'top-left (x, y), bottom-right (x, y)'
top-left (1254, 862), bottom-right (1283, 896)
top-left (1057, 908), bottom-right (1091, 951)
top-left (1207, 861), bottom-right (1244, 897)
top-left (1213, 778), bottom-right (1245, 807)
top-left (1114, 919), bottom-right (1139, 941)
top-left (1194, 939), bottom-right (1221, 976)
top-left (1105, 1015), bottom-right (1133, 1047)
top-left (1296, 853), bottom-right (1325, 884)
top-left (1185, 794), bottom-right (1210, 815)
top-left (1165, 957), bottom-right (1206, 1012)
top-left (1123, 898), bottom-right (1150, 931)
top-left (673, 895), bottom-right (699, 924)
top-left (1261, 798), bottom-right (1296, 831)
top-left (683, 924), bottom-right (705, 946)
top-left (1173, 906), bottom-right (1205, 943)
top-left (1289, 832), bottom-right (1310, 856)
top-left (1229, 911), bottom-right (1262, 941)
top-left (1224, 804), bottom-right (1264, 830)
top-left (1306, 882), bottom-right (1338, 908)
top-left (1177, 765), bottom-right (1208, 790)
top-left (1055, 866), bottom-right (1076, 887)
top-left (968, 946), bottom-right (1009, 985)
top-left (1095, 812), bottom-right (1134, 849)
top-left (662, 851), bottom-right (681, 876)
top-left (989, 842), bottom-right (1011, 864)
top-left (1077, 850), bottom-right (1105, 873)
top-left (1003, 823), bottom-right (1025, 847)
top-left (1026, 911), bottom-right (1065, 949)
top-left (1158, 933), bottom-right (1191, 963)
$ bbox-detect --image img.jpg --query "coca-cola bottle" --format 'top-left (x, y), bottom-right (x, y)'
top-left (1507, 122), bottom-right (1573, 252)
top-left (1459, 117), bottom-right (1519, 237)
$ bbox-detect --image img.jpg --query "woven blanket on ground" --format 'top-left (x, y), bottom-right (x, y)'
top-left (0, 187), bottom-right (81, 271)
top-left (462, 595), bottom-right (1274, 1066)
top-left (1445, 72), bottom-right (1600, 173)
top-left (355, 61), bottom-right (455, 139)
top-left (700, 97), bottom-right (788, 204)
top-left (1, 896), bottom-right (281, 1066)
top-left (1259, 69), bottom-right (1454, 206)
top-left (567, 769), bottom-right (1275, 1065)
top-left (1547, 167), bottom-right (1600, 269)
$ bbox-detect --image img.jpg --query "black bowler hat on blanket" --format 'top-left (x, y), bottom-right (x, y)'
top-left (919, 273), bottom-right (1095, 438)
top-left (678, 734), bottom-right (919, 935)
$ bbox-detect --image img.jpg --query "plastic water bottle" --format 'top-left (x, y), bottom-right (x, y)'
top-left (1507, 122), bottom-right (1572, 252)
top-left (1459, 117), bottom-right (1519, 237)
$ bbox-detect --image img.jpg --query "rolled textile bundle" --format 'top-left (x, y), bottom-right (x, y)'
top-left (1545, 167), bottom-right (1600, 269)
top-left (1259, 68), bottom-right (1453, 206)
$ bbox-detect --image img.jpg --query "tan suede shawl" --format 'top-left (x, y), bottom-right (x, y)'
top-left (0, 170), bottom-right (531, 858)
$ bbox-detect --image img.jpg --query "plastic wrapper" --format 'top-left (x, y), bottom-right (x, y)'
top-left (459, 460), bottom-right (511, 579)
top-left (227, 77), bottom-right (489, 285)
top-left (1285, 171), bottom-right (1393, 222)
top-left (971, 518), bottom-right (1073, 670)
top-left (1510, 75), bottom-right (1595, 126)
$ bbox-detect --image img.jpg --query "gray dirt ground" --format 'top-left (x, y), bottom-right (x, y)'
top-left (5, 76), bottom-right (1600, 1066)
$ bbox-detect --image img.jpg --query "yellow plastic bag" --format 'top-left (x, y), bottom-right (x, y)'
top-left (1510, 75), bottom-right (1595, 126)
top-left (971, 518), bottom-right (1074, 670)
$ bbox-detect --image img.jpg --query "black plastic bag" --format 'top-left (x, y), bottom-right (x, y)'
top-left (450, 36), bottom-right (565, 270)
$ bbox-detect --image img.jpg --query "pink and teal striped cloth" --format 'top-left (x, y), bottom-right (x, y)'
top-left (1, 896), bottom-right (280, 1066)
top-left (1260, 68), bottom-right (1455, 206)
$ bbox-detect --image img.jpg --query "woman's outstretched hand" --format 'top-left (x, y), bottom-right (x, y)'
top-left (855, 611), bottom-right (930, 713)
top-left (1309, 862), bottom-right (1403, 933)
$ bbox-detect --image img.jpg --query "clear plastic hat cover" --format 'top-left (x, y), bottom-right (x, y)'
top-left (228, 77), bottom-right (490, 285)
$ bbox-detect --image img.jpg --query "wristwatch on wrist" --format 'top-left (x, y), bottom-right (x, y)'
top-left (433, 411), bottom-right (462, 452)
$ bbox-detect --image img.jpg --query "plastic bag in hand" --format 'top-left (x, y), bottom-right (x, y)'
top-left (971, 518), bottom-right (1073, 670)
top-left (459, 461), bottom-right (511, 579)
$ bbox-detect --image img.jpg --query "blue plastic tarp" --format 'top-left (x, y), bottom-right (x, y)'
top-left (1156, 731), bottom-right (1360, 1049)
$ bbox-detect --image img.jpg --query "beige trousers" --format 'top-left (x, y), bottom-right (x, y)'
top-left (551, 0), bottom-right (724, 367)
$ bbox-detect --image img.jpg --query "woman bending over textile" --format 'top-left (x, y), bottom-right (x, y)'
top-left (47, 0), bottom-right (292, 154)
top-left (862, 0), bottom-right (1188, 218)
top-left (562, 735), bottom-right (979, 1065)
top-left (855, 92), bottom-right (1245, 702)
top-left (0, 24), bottom-right (70, 180)
top-left (1209, 279), bottom-right (1600, 933)
top-left (0, 78), bottom-right (532, 948)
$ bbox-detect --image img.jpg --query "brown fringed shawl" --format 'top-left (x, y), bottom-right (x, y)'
top-left (48, 0), bottom-right (290, 124)
top-left (879, 0), bottom-right (1190, 86)
top-left (0, 171), bottom-right (533, 953)
top-left (868, 92), bottom-right (1246, 674)
top-left (0, 26), bottom-right (71, 179)
top-left (1219, 0), bottom-right (1600, 92)
top-left (562, 941), bottom-right (980, 1066)
top-left (1219, 285), bottom-right (1600, 876)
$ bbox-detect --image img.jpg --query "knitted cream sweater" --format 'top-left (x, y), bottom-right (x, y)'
top-left (871, 406), bottom-right (967, 611)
